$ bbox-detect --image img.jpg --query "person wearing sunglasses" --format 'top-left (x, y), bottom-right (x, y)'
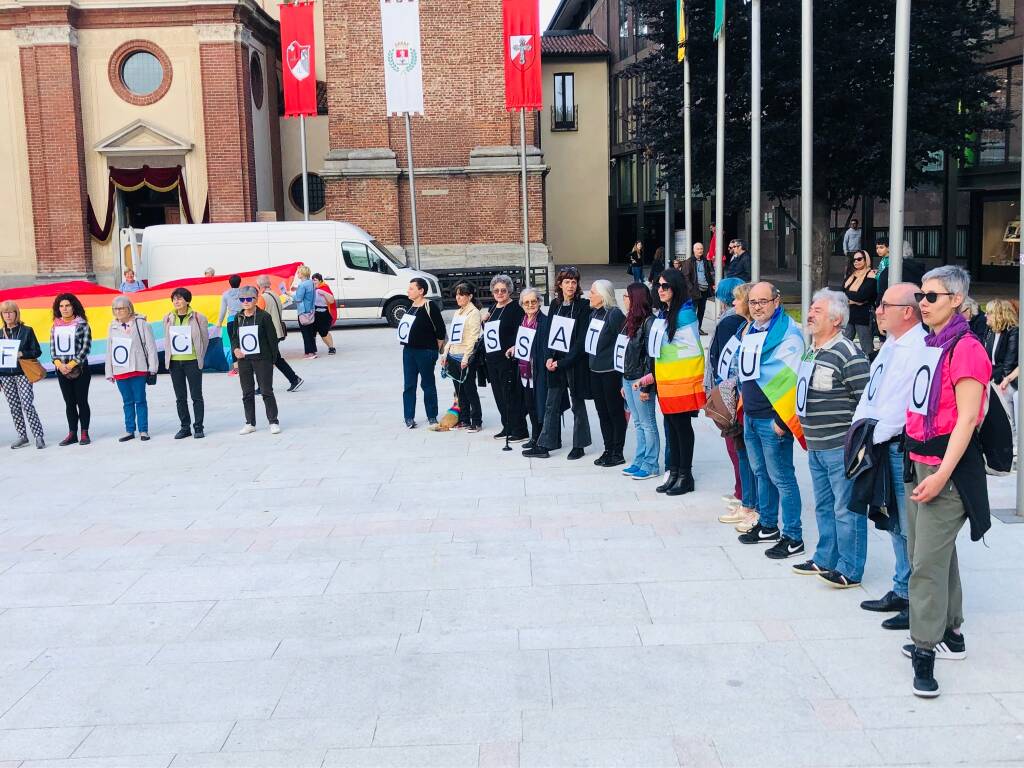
top-left (725, 239), bottom-right (751, 282)
top-left (483, 274), bottom-right (528, 442)
top-left (229, 285), bottom-right (281, 435)
top-left (843, 249), bottom-right (878, 356)
top-left (849, 282), bottom-right (927, 633)
top-left (901, 266), bottom-right (992, 698)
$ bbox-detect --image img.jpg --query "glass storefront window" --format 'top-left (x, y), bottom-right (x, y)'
top-left (981, 199), bottom-right (1021, 267)
top-left (617, 155), bottom-right (636, 205)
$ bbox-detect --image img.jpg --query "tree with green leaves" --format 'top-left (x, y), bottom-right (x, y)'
top-left (626, 0), bottom-right (1007, 286)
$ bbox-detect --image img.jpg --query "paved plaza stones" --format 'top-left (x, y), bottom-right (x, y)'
top-left (0, 323), bottom-right (1022, 767)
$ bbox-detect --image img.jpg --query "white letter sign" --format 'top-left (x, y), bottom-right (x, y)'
top-left (0, 339), bottom-right (20, 369)
top-left (584, 318), bottom-right (605, 356)
top-left (613, 333), bottom-right (628, 373)
top-left (737, 332), bottom-right (768, 382)
top-left (647, 318), bottom-right (667, 358)
top-left (483, 320), bottom-right (502, 353)
top-left (716, 335), bottom-right (741, 381)
top-left (110, 336), bottom-right (133, 370)
top-left (239, 326), bottom-right (261, 356)
top-left (397, 310), bottom-right (415, 345)
top-left (52, 326), bottom-right (76, 357)
top-left (449, 316), bottom-right (465, 345)
top-left (514, 326), bottom-right (536, 361)
top-left (908, 347), bottom-right (943, 416)
top-left (168, 326), bottom-right (193, 356)
top-left (547, 315), bottom-right (575, 353)
top-left (795, 357), bottom-right (816, 418)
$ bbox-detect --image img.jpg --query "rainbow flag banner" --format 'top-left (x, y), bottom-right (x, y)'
top-left (655, 302), bottom-right (707, 414)
top-left (750, 309), bottom-right (807, 449)
top-left (0, 263), bottom-right (300, 369)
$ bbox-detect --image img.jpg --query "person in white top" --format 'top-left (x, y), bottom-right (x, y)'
top-left (850, 282), bottom-right (927, 631)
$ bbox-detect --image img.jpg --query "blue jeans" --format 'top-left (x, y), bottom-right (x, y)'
top-left (808, 446), bottom-right (867, 581)
top-left (743, 415), bottom-right (802, 541)
top-left (402, 346), bottom-right (438, 422)
top-left (116, 375), bottom-right (148, 433)
top-left (631, 266), bottom-right (644, 284)
top-left (622, 377), bottom-right (660, 474)
top-left (888, 442), bottom-right (911, 599)
top-left (737, 442), bottom-right (758, 510)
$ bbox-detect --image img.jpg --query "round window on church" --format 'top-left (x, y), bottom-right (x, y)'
top-left (250, 51), bottom-right (264, 110)
top-left (289, 173), bottom-right (326, 214)
top-left (120, 51), bottom-right (163, 96)
top-left (109, 41), bottom-right (172, 106)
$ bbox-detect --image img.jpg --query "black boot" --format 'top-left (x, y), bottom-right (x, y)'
top-left (603, 451), bottom-right (626, 468)
top-left (882, 608), bottom-right (910, 631)
top-left (665, 472), bottom-right (695, 496)
top-left (656, 472), bottom-right (679, 493)
top-left (593, 451), bottom-right (610, 466)
top-left (911, 647), bottom-right (939, 698)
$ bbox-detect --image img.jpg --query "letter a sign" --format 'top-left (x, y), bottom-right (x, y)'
top-left (502, 0), bottom-right (542, 110)
top-left (279, 2), bottom-right (317, 117)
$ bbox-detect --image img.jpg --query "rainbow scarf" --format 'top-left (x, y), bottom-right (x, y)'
top-left (747, 307), bottom-right (807, 450)
top-left (654, 302), bottom-right (707, 414)
top-left (0, 262), bottom-right (300, 369)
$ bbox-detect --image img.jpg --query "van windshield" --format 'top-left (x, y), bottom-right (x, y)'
top-left (372, 239), bottom-right (407, 269)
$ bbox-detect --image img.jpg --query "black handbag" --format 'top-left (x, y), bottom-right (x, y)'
top-left (135, 318), bottom-right (157, 386)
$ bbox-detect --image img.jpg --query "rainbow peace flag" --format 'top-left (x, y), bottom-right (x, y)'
top-left (0, 263), bottom-right (300, 369)
top-left (750, 309), bottom-right (807, 450)
top-left (655, 302), bottom-right (707, 414)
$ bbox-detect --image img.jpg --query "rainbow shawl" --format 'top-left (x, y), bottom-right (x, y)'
top-left (747, 307), bottom-right (807, 449)
top-left (654, 301), bottom-right (707, 414)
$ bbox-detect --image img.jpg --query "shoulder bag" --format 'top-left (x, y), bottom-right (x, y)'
top-left (19, 358), bottom-right (46, 383)
top-left (134, 318), bottom-right (157, 386)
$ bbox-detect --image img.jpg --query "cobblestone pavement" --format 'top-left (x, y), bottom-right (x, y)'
top-left (0, 323), bottom-right (1021, 767)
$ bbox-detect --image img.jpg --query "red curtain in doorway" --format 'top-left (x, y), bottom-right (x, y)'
top-left (86, 165), bottom-right (210, 242)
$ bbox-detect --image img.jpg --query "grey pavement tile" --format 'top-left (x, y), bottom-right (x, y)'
top-left (272, 651), bottom-right (550, 719)
top-left (116, 562), bottom-right (338, 602)
top-left (848, 693), bottom-right (1017, 730)
top-left (518, 625), bottom-right (641, 651)
top-left (372, 710), bottom-right (521, 746)
top-left (396, 630), bottom-right (518, 655)
top-left (170, 751), bottom-right (327, 768)
top-left (325, 555), bottom-right (531, 594)
top-left (148, 640), bottom-right (281, 665)
top-left (520, 738), bottom-right (680, 768)
top-left (672, 736), bottom-right (723, 767)
top-left (0, 727), bottom-right (92, 762)
top-left (522, 706), bottom-right (679, 742)
top-left (29, 644), bottom-right (161, 670)
top-left (0, 647), bottom-right (42, 674)
top-left (993, 692), bottom-right (1024, 722)
top-left (0, 670), bottom-right (49, 717)
top-left (323, 744), bottom-right (479, 767)
top-left (273, 636), bottom-right (399, 659)
top-left (0, 571), bottom-right (145, 609)
top-left (73, 722), bottom-right (233, 758)
top-left (222, 717), bottom-right (375, 752)
top-left (713, 729), bottom-right (884, 767)
top-left (869, 724), bottom-right (1024, 765)
top-left (531, 548), bottom-right (739, 586)
top-left (0, 661), bottom-right (295, 728)
top-left (637, 621), bottom-right (766, 647)
top-left (0, 603), bottom-right (215, 647)
top-left (20, 758), bottom-right (173, 768)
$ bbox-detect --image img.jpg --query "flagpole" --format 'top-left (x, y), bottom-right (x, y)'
top-left (683, 56), bottom-right (693, 263)
top-left (714, 24), bottom-right (725, 287)
top-left (888, 0), bottom-right (911, 285)
top-left (800, 0), bottom-right (812, 330)
top-left (520, 107), bottom-right (531, 288)
top-left (404, 111), bottom-right (421, 270)
top-left (299, 114), bottom-right (310, 222)
top-left (750, 0), bottom-right (761, 282)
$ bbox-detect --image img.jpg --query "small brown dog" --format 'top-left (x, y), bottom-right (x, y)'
top-left (429, 402), bottom-right (461, 432)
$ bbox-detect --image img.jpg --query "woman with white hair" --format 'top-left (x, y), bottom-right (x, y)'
top-left (586, 279), bottom-right (627, 466)
top-left (484, 274), bottom-right (528, 441)
top-left (902, 265), bottom-right (991, 698)
top-left (507, 286), bottom-right (551, 448)
top-left (106, 295), bottom-right (158, 442)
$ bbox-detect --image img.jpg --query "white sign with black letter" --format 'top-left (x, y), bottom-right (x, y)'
top-left (52, 326), bottom-right (76, 358)
top-left (238, 326), bottom-right (261, 356)
top-left (110, 336), bottom-right (133, 370)
top-left (0, 339), bottom-right (20, 369)
top-left (647, 318), bottom-right (668, 358)
top-left (795, 357), bottom-right (816, 418)
top-left (168, 326), bottom-right (193, 357)
top-left (908, 347), bottom-right (943, 416)
top-left (613, 333), bottom-right (628, 373)
top-left (514, 326), bottom-right (536, 361)
top-left (483, 320), bottom-right (502, 353)
top-left (716, 335), bottom-right (741, 381)
top-left (547, 315), bottom-right (575, 353)
top-left (397, 310), bottom-right (415, 345)
top-left (864, 345), bottom-right (892, 414)
top-left (737, 332), bottom-right (768, 382)
top-left (584, 318), bottom-right (605, 356)
top-left (449, 316), bottom-right (465, 345)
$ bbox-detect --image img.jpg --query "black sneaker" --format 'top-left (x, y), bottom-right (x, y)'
top-left (428, 418), bottom-right (439, 426)
top-left (567, 447), bottom-right (585, 460)
top-left (792, 560), bottom-right (827, 576)
top-left (287, 377), bottom-right (304, 392)
top-left (902, 628), bottom-right (966, 661)
top-left (861, 590), bottom-right (909, 613)
top-left (593, 451), bottom-right (610, 466)
top-left (508, 434), bottom-right (529, 443)
top-left (405, 419), bottom-right (417, 429)
top-left (328, 348), bottom-right (337, 355)
top-left (521, 440), bottom-right (537, 452)
top-left (765, 537), bottom-right (805, 560)
top-left (174, 428), bottom-right (191, 440)
top-left (493, 430), bottom-right (508, 440)
top-left (882, 608), bottom-right (909, 631)
top-left (603, 453), bottom-right (626, 468)
top-left (817, 569), bottom-right (860, 588)
top-left (522, 446), bottom-right (550, 458)
top-left (911, 647), bottom-right (940, 698)
top-left (194, 428), bottom-right (205, 440)
top-left (118, 433), bottom-right (135, 443)
top-left (737, 524), bottom-right (780, 545)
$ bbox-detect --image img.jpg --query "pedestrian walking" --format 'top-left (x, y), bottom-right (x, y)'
top-left (162, 288), bottom-right (209, 439)
top-left (483, 275), bottom-right (528, 442)
top-left (843, 249), bottom-right (878, 355)
top-left (399, 278), bottom-right (445, 429)
top-left (50, 292), bottom-right (92, 446)
top-left (256, 275), bottom-right (303, 392)
top-left (442, 282), bottom-right (483, 431)
top-left (586, 279), bottom-right (627, 468)
top-left (106, 296), bottom-right (158, 442)
top-left (0, 300), bottom-right (45, 449)
top-left (680, 242), bottom-right (714, 334)
top-left (312, 273), bottom-right (338, 355)
top-left (229, 286), bottom-right (281, 435)
top-left (287, 266), bottom-right (318, 359)
top-left (628, 240), bottom-right (644, 284)
top-left (984, 299), bottom-right (1018, 436)
top-left (620, 282), bottom-right (660, 480)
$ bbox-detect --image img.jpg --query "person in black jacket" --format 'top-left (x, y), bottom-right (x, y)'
top-left (586, 279), bottom-right (627, 467)
top-left (229, 286), bottom-right (282, 435)
top-left (507, 287), bottom-right (552, 451)
top-left (621, 282), bottom-right (660, 480)
top-left (483, 274), bottom-right (528, 441)
top-left (525, 266), bottom-right (592, 459)
top-left (399, 277), bottom-right (446, 429)
top-left (0, 300), bottom-right (45, 449)
top-left (984, 299), bottom-right (1019, 432)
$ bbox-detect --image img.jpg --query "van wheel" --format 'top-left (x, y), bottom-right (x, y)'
top-left (384, 298), bottom-right (411, 327)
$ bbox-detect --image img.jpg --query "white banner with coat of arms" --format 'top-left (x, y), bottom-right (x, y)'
top-left (380, 0), bottom-right (424, 115)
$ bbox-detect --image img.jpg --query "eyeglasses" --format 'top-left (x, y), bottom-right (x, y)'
top-left (522, 299), bottom-right (540, 305)
top-left (748, 298), bottom-right (775, 308)
top-left (878, 302), bottom-right (915, 311)
top-left (656, 282), bottom-right (671, 290)
top-left (914, 291), bottom-right (954, 304)
top-left (239, 297), bottom-right (255, 303)
top-left (492, 288), bottom-right (508, 294)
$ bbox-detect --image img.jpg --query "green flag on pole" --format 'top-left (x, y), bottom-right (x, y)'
top-left (714, 0), bottom-right (725, 40)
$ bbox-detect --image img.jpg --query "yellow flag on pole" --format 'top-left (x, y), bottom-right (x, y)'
top-left (677, 0), bottom-right (686, 61)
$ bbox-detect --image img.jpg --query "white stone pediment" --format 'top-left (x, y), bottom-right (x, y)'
top-left (94, 119), bottom-right (193, 157)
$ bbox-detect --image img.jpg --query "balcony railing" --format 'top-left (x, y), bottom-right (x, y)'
top-left (550, 104), bottom-right (578, 132)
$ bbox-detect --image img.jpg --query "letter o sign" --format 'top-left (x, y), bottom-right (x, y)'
top-left (112, 342), bottom-right (129, 366)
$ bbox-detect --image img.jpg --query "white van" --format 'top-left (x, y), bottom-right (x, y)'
top-left (137, 221), bottom-right (441, 326)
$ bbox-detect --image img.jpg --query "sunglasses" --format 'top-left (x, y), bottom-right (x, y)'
top-left (914, 291), bottom-right (954, 304)
top-left (492, 288), bottom-right (508, 294)
top-left (239, 297), bottom-right (255, 303)
top-left (657, 282), bottom-right (671, 290)
top-left (853, 256), bottom-right (866, 262)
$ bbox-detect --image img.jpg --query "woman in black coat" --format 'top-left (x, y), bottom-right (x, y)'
top-left (984, 299), bottom-right (1019, 429)
top-left (483, 274), bottom-right (528, 441)
top-left (509, 287), bottom-right (563, 452)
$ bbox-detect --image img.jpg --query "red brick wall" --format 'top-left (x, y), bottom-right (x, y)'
top-left (19, 41), bottom-right (92, 276)
top-left (324, 177), bottom-right (400, 243)
top-left (200, 41), bottom-right (258, 223)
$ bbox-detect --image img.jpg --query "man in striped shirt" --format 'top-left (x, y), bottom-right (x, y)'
top-left (794, 289), bottom-right (870, 587)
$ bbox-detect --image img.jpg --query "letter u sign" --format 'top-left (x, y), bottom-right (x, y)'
top-left (53, 326), bottom-right (75, 356)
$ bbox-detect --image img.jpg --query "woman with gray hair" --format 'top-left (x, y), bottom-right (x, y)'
top-left (506, 286), bottom-right (550, 448)
top-left (586, 279), bottom-right (627, 466)
top-left (105, 296), bottom-right (158, 442)
top-left (483, 274), bottom-right (528, 441)
top-left (229, 285), bottom-right (281, 435)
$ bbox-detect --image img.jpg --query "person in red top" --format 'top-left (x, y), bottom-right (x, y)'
top-left (901, 265), bottom-right (991, 699)
top-left (312, 273), bottom-right (338, 355)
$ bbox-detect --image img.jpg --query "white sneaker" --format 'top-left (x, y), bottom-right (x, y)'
top-left (239, 424), bottom-right (256, 435)
top-left (270, 423), bottom-right (281, 435)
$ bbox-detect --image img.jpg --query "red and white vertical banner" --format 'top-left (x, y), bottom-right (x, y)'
top-left (502, 0), bottom-right (542, 111)
top-left (381, 0), bottom-right (425, 116)
top-left (279, 2), bottom-right (317, 117)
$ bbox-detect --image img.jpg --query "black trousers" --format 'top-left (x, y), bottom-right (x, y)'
top-left (274, 351), bottom-right (299, 385)
top-left (169, 359), bottom-right (204, 429)
top-left (57, 369), bottom-right (91, 433)
top-left (489, 356), bottom-right (528, 436)
top-left (449, 359), bottom-right (481, 427)
top-left (523, 381), bottom-right (541, 441)
top-left (239, 358), bottom-right (278, 425)
top-left (590, 370), bottom-right (627, 455)
top-left (299, 323), bottom-right (317, 354)
top-left (696, 296), bottom-right (708, 332)
top-left (664, 412), bottom-right (695, 474)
